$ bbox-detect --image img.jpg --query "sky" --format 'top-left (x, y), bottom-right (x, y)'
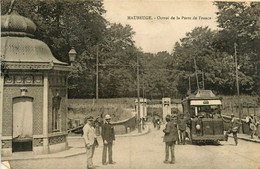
top-left (103, 0), bottom-right (219, 53)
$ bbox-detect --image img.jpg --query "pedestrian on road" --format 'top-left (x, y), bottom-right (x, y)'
top-left (163, 114), bottom-right (178, 164)
top-left (141, 117), bottom-right (145, 130)
top-left (83, 116), bottom-right (98, 169)
top-left (101, 114), bottom-right (116, 165)
top-left (248, 114), bottom-right (257, 139)
top-left (223, 114), bottom-right (241, 146)
top-left (177, 114), bottom-right (188, 145)
top-left (156, 118), bottom-right (161, 130)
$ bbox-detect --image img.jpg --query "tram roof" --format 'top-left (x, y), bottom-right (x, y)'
top-left (186, 90), bottom-right (222, 100)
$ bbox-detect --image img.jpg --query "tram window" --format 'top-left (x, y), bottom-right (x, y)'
top-left (189, 107), bottom-right (195, 117)
top-left (197, 106), bottom-right (212, 118)
top-left (199, 106), bottom-right (210, 112)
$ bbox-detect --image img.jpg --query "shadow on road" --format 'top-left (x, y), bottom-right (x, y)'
top-left (184, 140), bottom-right (223, 146)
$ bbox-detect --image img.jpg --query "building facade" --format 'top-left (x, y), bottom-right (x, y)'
top-left (1, 9), bottom-right (71, 156)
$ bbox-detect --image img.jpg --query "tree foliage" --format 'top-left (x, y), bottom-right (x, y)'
top-left (168, 2), bottom-right (260, 97)
top-left (214, 2), bottom-right (260, 95)
top-left (1, 1), bottom-right (259, 99)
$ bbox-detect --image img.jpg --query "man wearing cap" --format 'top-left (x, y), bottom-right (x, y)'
top-left (163, 114), bottom-right (178, 164)
top-left (101, 114), bottom-right (116, 165)
top-left (83, 116), bottom-right (98, 169)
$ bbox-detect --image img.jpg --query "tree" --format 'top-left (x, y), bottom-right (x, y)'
top-left (140, 51), bottom-right (174, 99)
top-left (169, 26), bottom-right (241, 95)
top-left (214, 2), bottom-right (260, 95)
top-left (97, 23), bottom-right (138, 98)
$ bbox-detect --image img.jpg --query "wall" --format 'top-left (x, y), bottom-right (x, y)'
top-left (1, 72), bottom-right (69, 156)
top-left (2, 74), bottom-right (44, 156)
top-left (3, 86), bottom-right (43, 136)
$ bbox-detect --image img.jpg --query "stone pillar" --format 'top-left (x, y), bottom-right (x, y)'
top-left (162, 98), bottom-right (171, 122)
top-left (43, 72), bottom-right (49, 153)
top-left (135, 98), bottom-right (147, 118)
top-left (140, 98), bottom-right (147, 118)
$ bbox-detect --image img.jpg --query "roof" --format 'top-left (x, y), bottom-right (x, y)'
top-left (1, 9), bottom-right (69, 71)
top-left (1, 10), bottom-right (36, 35)
top-left (187, 90), bottom-right (221, 100)
top-left (195, 90), bottom-right (216, 97)
top-left (1, 37), bottom-right (66, 65)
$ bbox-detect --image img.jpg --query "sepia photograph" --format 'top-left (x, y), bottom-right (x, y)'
top-left (1, 0), bottom-right (260, 169)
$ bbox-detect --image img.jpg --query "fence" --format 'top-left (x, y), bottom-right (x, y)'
top-left (222, 103), bottom-right (259, 118)
top-left (111, 115), bottom-right (137, 135)
top-left (68, 114), bottom-right (137, 135)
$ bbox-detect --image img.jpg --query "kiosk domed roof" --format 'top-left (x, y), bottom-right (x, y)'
top-left (1, 9), bottom-right (68, 70)
top-left (1, 10), bottom-right (37, 36)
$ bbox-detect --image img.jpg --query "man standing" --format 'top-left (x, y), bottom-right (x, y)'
top-left (177, 114), bottom-right (187, 145)
top-left (248, 114), bottom-right (257, 139)
top-left (83, 116), bottom-right (98, 169)
top-left (101, 114), bottom-right (116, 165)
top-left (163, 114), bottom-right (178, 164)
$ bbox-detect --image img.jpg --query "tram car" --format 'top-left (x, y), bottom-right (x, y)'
top-left (183, 90), bottom-right (225, 143)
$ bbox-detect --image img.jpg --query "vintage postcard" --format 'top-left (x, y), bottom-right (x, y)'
top-left (1, 0), bottom-right (260, 169)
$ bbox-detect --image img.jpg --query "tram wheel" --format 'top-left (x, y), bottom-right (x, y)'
top-left (213, 140), bottom-right (220, 145)
top-left (191, 140), bottom-right (197, 145)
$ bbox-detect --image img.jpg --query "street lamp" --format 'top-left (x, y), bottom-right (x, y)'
top-left (68, 47), bottom-right (77, 66)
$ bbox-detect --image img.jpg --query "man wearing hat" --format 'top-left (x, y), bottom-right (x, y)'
top-left (101, 114), bottom-right (116, 165)
top-left (83, 116), bottom-right (98, 169)
top-left (163, 114), bottom-right (178, 164)
top-left (223, 114), bottom-right (241, 145)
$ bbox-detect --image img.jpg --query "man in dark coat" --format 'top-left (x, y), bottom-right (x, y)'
top-left (163, 114), bottom-right (178, 164)
top-left (101, 114), bottom-right (115, 165)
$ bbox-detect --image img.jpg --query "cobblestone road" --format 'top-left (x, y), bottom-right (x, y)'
top-left (9, 124), bottom-right (260, 169)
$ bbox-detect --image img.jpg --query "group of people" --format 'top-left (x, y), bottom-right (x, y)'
top-left (155, 113), bottom-right (190, 145)
top-left (82, 112), bottom-right (258, 168)
top-left (83, 114), bottom-right (115, 169)
top-left (224, 113), bottom-right (259, 145)
top-left (162, 113), bottom-right (191, 164)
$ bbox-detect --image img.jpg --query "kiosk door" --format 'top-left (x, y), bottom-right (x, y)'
top-left (12, 97), bottom-right (33, 152)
